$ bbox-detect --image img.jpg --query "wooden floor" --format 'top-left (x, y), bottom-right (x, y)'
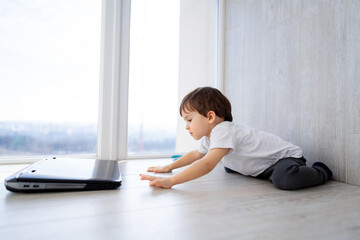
top-left (1, 159), bottom-right (360, 240)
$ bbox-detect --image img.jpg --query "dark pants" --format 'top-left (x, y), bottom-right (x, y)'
top-left (225, 157), bottom-right (330, 190)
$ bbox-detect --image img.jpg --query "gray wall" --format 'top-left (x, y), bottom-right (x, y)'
top-left (224, 0), bottom-right (360, 185)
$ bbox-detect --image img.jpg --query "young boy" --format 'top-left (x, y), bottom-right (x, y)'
top-left (140, 87), bottom-right (332, 190)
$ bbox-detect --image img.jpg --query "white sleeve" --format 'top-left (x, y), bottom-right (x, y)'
top-left (197, 136), bottom-right (210, 155)
top-left (209, 124), bottom-right (235, 154)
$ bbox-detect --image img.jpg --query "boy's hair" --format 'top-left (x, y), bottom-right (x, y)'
top-left (180, 87), bottom-right (233, 122)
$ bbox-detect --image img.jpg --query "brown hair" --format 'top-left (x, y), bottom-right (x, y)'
top-left (179, 87), bottom-right (233, 122)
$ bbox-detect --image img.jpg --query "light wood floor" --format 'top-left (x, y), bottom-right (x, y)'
top-left (1, 159), bottom-right (360, 240)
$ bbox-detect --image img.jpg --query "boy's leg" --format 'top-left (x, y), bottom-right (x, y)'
top-left (268, 157), bottom-right (332, 190)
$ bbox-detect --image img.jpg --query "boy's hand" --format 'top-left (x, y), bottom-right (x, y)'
top-left (147, 165), bottom-right (172, 173)
top-left (139, 174), bottom-right (173, 189)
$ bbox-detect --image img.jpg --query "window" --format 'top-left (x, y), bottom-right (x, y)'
top-left (0, 0), bottom-right (101, 158)
top-left (127, 0), bottom-right (180, 155)
top-left (0, 0), bottom-right (223, 162)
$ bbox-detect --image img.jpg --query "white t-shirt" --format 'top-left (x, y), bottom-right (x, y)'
top-left (198, 121), bottom-right (303, 176)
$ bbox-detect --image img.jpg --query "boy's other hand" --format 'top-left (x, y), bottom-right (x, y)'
top-left (140, 174), bottom-right (173, 189)
top-left (147, 165), bottom-right (172, 173)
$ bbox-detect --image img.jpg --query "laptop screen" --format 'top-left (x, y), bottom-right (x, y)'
top-left (18, 158), bottom-right (121, 181)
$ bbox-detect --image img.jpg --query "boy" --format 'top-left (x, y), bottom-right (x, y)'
top-left (140, 87), bottom-right (332, 190)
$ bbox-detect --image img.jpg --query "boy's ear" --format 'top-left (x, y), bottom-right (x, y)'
top-left (207, 111), bottom-right (216, 123)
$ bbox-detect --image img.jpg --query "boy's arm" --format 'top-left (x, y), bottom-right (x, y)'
top-left (170, 148), bottom-right (227, 186)
top-left (140, 148), bottom-right (228, 188)
top-left (168, 150), bottom-right (205, 170)
top-left (147, 150), bottom-right (205, 173)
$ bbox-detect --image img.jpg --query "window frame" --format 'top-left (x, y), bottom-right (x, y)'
top-left (97, 0), bottom-right (130, 161)
top-left (216, 0), bottom-right (225, 92)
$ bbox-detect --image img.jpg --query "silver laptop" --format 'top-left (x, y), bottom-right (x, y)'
top-left (4, 157), bottom-right (122, 192)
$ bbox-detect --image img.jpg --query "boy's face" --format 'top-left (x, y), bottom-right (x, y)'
top-left (181, 110), bottom-right (212, 140)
